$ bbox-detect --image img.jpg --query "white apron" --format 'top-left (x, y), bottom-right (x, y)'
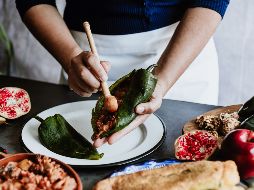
top-left (61, 22), bottom-right (219, 105)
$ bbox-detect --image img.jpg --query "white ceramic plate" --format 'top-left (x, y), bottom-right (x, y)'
top-left (21, 101), bottom-right (166, 167)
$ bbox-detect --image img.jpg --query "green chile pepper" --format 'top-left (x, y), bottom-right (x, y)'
top-left (36, 114), bottom-right (103, 160)
top-left (241, 115), bottom-right (254, 131)
top-left (91, 65), bottom-right (157, 140)
top-left (238, 96), bottom-right (254, 122)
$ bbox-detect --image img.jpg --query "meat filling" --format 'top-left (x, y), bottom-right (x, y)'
top-left (94, 87), bottom-right (128, 139)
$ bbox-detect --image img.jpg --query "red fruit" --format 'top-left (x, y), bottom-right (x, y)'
top-left (220, 129), bottom-right (254, 179)
top-left (0, 87), bottom-right (31, 119)
top-left (175, 130), bottom-right (218, 161)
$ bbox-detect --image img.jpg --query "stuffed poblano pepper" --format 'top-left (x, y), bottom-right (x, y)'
top-left (91, 65), bottom-right (157, 140)
top-left (36, 114), bottom-right (103, 160)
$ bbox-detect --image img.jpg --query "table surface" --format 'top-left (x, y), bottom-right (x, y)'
top-left (0, 75), bottom-right (217, 189)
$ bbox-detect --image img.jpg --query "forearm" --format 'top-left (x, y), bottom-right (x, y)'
top-left (23, 4), bottom-right (82, 73)
top-left (155, 7), bottom-right (221, 96)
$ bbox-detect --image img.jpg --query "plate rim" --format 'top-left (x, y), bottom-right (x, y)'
top-left (20, 101), bottom-right (167, 168)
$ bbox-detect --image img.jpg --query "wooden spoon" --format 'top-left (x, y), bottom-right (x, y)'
top-left (83, 21), bottom-right (118, 112)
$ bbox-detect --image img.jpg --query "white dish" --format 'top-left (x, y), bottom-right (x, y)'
top-left (21, 101), bottom-right (166, 167)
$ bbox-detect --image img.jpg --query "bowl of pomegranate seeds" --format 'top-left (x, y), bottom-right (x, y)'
top-left (0, 153), bottom-right (82, 190)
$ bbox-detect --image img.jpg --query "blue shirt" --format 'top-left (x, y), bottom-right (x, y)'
top-left (16, 0), bottom-right (230, 35)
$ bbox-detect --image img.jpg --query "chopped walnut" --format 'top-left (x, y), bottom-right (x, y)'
top-left (195, 112), bottom-right (240, 136)
top-left (0, 155), bottom-right (78, 190)
top-left (206, 130), bottom-right (219, 139)
top-left (18, 159), bottom-right (32, 171)
top-left (219, 112), bottom-right (240, 136)
top-left (196, 115), bottom-right (222, 131)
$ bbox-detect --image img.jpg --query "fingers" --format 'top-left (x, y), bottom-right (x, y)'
top-left (68, 80), bottom-right (92, 97)
top-left (93, 83), bottom-right (164, 146)
top-left (71, 54), bottom-right (101, 87)
top-left (68, 73), bottom-right (97, 97)
top-left (68, 65), bottom-right (99, 96)
top-left (82, 52), bottom-right (108, 81)
top-left (93, 137), bottom-right (107, 148)
top-left (135, 96), bottom-right (162, 114)
top-left (107, 114), bottom-right (150, 144)
top-left (92, 115), bottom-right (150, 147)
top-left (68, 51), bottom-right (110, 97)
top-left (93, 81), bottom-right (165, 146)
top-left (93, 95), bottom-right (163, 146)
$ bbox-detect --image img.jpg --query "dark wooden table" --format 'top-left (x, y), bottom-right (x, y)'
top-left (0, 75), bottom-right (216, 189)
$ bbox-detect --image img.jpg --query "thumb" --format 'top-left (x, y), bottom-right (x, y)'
top-left (135, 97), bottom-right (162, 114)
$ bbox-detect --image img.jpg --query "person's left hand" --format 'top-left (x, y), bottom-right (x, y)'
top-left (93, 82), bottom-right (164, 148)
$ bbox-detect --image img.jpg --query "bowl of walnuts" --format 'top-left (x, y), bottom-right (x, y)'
top-left (0, 153), bottom-right (82, 190)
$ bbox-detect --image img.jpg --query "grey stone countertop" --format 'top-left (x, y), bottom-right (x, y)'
top-left (0, 76), bottom-right (216, 189)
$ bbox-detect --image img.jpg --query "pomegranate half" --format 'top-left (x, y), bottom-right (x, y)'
top-left (175, 130), bottom-right (218, 161)
top-left (0, 87), bottom-right (31, 119)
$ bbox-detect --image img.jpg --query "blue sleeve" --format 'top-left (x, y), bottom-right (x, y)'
top-left (189, 0), bottom-right (230, 18)
top-left (16, 0), bottom-right (56, 18)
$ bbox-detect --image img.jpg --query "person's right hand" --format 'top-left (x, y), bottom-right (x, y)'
top-left (68, 51), bottom-right (110, 97)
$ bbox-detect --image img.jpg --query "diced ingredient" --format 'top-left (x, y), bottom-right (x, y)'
top-left (0, 155), bottom-right (77, 190)
top-left (18, 159), bottom-right (32, 171)
top-left (195, 112), bottom-right (240, 137)
top-left (219, 112), bottom-right (240, 135)
top-left (196, 115), bottom-right (222, 131)
top-left (206, 130), bottom-right (219, 139)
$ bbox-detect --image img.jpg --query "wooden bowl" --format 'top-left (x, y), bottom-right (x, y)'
top-left (182, 105), bottom-right (242, 146)
top-left (183, 104), bottom-right (242, 134)
top-left (0, 153), bottom-right (83, 190)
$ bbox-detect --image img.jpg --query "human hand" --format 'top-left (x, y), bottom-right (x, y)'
top-left (68, 51), bottom-right (110, 97)
top-left (93, 82), bottom-right (164, 148)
